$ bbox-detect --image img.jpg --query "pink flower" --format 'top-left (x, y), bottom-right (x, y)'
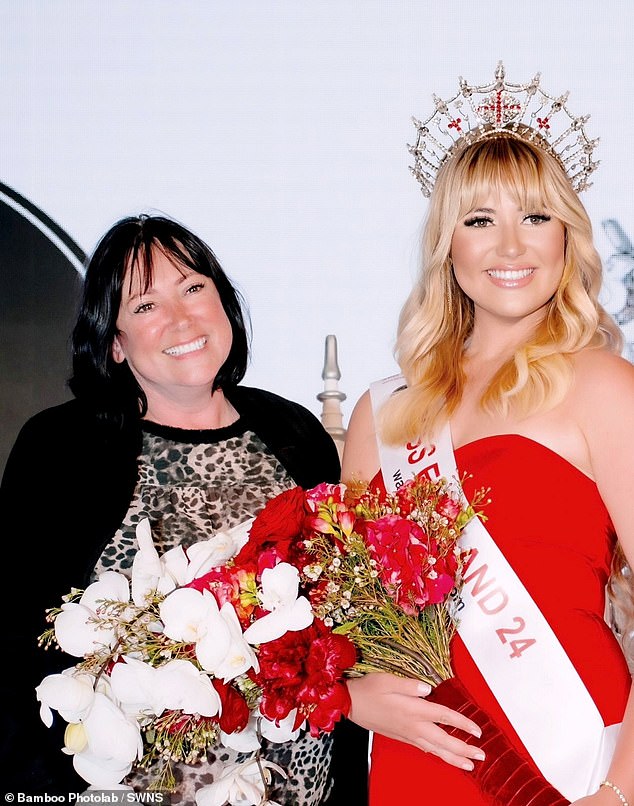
top-left (304, 483), bottom-right (346, 511)
top-left (437, 493), bottom-right (462, 522)
top-left (363, 515), bottom-right (458, 615)
top-left (395, 482), bottom-right (417, 516)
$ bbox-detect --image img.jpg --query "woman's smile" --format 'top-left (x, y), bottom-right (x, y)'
top-left (163, 336), bottom-right (208, 357)
top-left (485, 267), bottom-right (536, 287)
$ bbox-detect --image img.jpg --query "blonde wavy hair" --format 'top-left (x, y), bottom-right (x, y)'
top-left (380, 134), bottom-right (621, 445)
top-left (379, 133), bottom-right (632, 662)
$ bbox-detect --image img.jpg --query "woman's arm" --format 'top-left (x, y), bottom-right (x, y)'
top-left (341, 390), bottom-right (381, 482)
top-left (342, 390), bottom-right (486, 771)
top-left (572, 351), bottom-right (634, 806)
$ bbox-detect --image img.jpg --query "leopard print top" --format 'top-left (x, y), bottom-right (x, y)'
top-left (93, 418), bottom-right (334, 806)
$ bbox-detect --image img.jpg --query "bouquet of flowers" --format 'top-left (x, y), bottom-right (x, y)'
top-left (36, 511), bottom-right (357, 806)
top-left (288, 477), bottom-right (568, 806)
top-left (285, 476), bottom-right (484, 684)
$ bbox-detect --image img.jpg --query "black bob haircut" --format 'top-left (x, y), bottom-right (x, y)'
top-left (69, 214), bottom-right (250, 423)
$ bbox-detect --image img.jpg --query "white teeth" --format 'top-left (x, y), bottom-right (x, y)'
top-left (487, 268), bottom-right (534, 280)
top-left (163, 337), bottom-right (207, 356)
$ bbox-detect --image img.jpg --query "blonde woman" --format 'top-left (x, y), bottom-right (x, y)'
top-left (343, 65), bottom-right (634, 806)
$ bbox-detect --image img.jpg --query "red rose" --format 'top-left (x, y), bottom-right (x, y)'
top-left (212, 679), bottom-right (251, 734)
top-left (234, 486), bottom-right (306, 566)
top-left (251, 486), bottom-right (306, 541)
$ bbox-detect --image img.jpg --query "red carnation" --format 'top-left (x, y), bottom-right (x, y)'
top-left (258, 620), bottom-right (356, 736)
top-left (306, 681), bottom-right (352, 734)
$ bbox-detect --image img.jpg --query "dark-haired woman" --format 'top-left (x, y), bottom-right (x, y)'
top-left (0, 214), bottom-right (364, 803)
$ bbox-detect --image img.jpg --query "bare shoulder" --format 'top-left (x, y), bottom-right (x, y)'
top-left (341, 390), bottom-right (380, 484)
top-left (570, 348), bottom-right (634, 439)
top-left (347, 388), bottom-right (373, 427)
top-left (572, 348), bottom-right (634, 405)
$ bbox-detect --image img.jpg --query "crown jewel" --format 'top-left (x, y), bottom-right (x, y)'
top-left (409, 62), bottom-right (599, 197)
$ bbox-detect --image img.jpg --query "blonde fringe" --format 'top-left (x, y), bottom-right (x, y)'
top-left (378, 134), bottom-right (632, 668)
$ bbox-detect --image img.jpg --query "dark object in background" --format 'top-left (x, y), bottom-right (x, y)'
top-left (0, 182), bottom-right (84, 474)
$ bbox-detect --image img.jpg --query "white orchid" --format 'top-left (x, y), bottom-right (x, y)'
top-left (259, 709), bottom-right (303, 743)
top-left (160, 588), bottom-right (258, 681)
top-left (182, 518), bottom-right (254, 583)
top-left (221, 708), bottom-right (302, 753)
top-left (36, 668), bottom-right (142, 787)
top-left (197, 602), bottom-right (259, 682)
top-left (159, 587), bottom-right (215, 643)
top-left (153, 658), bottom-right (221, 715)
top-left (110, 656), bottom-right (221, 718)
top-left (195, 756), bottom-right (286, 806)
top-left (220, 714), bottom-right (261, 753)
top-left (131, 518), bottom-right (187, 606)
top-left (66, 692), bottom-right (143, 787)
top-left (131, 518), bottom-right (255, 606)
top-left (36, 668), bottom-right (96, 727)
top-left (242, 563), bottom-right (313, 645)
top-left (54, 571), bottom-right (131, 657)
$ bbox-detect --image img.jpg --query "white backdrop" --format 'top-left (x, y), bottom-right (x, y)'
top-left (2, 0), bottom-right (634, 429)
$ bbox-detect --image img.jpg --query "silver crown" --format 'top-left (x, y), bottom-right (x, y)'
top-left (409, 61), bottom-right (599, 197)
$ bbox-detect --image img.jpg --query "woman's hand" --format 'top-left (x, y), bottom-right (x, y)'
top-left (347, 672), bottom-right (485, 770)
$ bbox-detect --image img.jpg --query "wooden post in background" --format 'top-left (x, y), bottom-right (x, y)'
top-left (317, 334), bottom-right (346, 462)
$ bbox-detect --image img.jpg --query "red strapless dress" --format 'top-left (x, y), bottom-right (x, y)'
top-left (369, 435), bottom-right (630, 805)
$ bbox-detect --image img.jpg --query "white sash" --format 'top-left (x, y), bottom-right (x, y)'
top-left (369, 374), bottom-right (620, 801)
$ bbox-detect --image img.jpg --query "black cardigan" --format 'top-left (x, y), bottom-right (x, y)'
top-left (0, 387), bottom-right (368, 801)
